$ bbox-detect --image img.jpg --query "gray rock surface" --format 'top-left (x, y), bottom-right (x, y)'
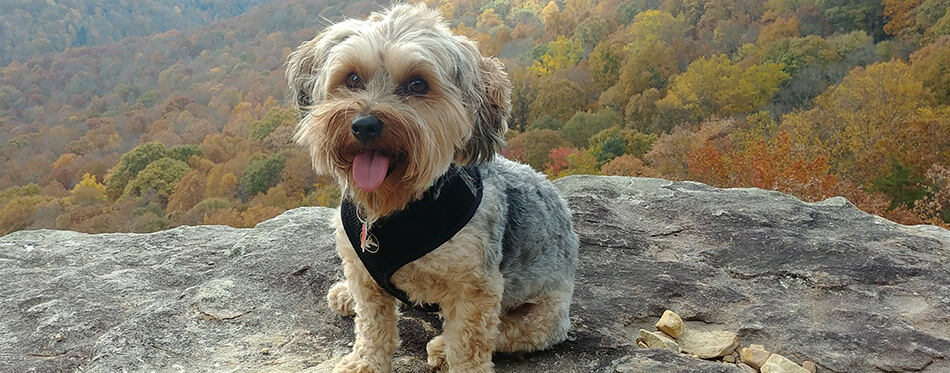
top-left (1, 176), bottom-right (948, 372)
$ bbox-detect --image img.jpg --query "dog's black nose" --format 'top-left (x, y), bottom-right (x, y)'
top-left (351, 114), bottom-right (384, 143)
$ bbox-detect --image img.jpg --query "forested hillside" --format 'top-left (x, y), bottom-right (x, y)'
top-left (0, 0), bottom-right (270, 66)
top-left (1, 0), bottom-right (948, 236)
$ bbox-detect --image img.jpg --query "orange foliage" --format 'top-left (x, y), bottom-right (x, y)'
top-left (688, 131), bottom-right (838, 201)
top-left (601, 155), bottom-right (658, 177)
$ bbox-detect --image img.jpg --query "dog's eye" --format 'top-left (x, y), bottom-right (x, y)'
top-left (406, 78), bottom-right (428, 95)
top-left (345, 72), bottom-right (364, 90)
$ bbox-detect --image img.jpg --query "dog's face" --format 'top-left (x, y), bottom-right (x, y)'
top-left (287, 4), bottom-right (510, 216)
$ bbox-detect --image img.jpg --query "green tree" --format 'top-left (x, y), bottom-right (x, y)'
top-left (167, 145), bottom-right (203, 163)
top-left (241, 154), bottom-right (287, 197)
top-left (561, 110), bottom-right (622, 148)
top-left (123, 158), bottom-right (191, 204)
top-left (575, 18), bottom-right (609, 53)
top-left (589, 41), bottom-right (624, 90)
top-left (106, 142), bottom-right (168, 201)
top-left (250, 106), bottom-right (297, 141)
top-left (817, 0), bottom-right (886, 41)
top-left (871, 159), bottom-right (929, 209)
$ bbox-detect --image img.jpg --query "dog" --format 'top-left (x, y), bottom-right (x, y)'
top-left (286, 4), bottom-right (579, 372)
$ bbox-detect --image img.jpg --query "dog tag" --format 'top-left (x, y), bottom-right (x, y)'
top-left (360, 223), bottom-right (378, 252)
top-left (360, 224), bottom-right (368, 249)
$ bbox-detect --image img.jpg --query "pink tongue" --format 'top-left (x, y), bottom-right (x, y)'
top-left (352, 151), bottom-right (391, 192)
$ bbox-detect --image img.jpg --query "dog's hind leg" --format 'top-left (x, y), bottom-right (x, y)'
top-left (494, 285), bottom-right (573, 353)
top-left (327, 281), bottom-right (356, 316)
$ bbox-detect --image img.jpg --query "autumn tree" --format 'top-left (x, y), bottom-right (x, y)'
top-left (601, 42), bottom-right (679, 113)
top-left (504, 130), bottom-right (570, 171)
top-left (589, 41), bottom-right (624, 90)
top-left (688, 131), bottom-right (838, 201)
top-left (508, 67), bottom-right (540, 132)
top-left (544, 147), bottom-right (578, 178)
top-left (656, 55), bottom-right (789, 129)
top-left (914, 165), bottom-right (950, 225)
top-left (588, 126), bottom-right (659, 163)
top-left (626, 10), bottom-right (689, 47)
top-left (529, 36), bottom-right (583, 76)
top-left (910, 36), bottom-right (950, 104)
top-left (883, 0), bottom-right (923, 36)
top-left (529, 77), bottom-right (587, 123)
top-left (167, 169), bottom-right (207, 215)
top-left (644, 119), bottom-right (737, 179)
top-left (68, 173), bottom-right (108, 206)
top-left (601, 154), bottom-right (659, 177)
top-left (787, 60), bottom-right (932, 182)
top-left (551, 149), bottom-right (599, 179)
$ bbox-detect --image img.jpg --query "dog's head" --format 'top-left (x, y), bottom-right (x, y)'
top-left (287, 4), bottom-right (510, 216)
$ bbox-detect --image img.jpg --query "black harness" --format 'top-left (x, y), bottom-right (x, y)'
top-left (340, 165), bottom-right (483, 312)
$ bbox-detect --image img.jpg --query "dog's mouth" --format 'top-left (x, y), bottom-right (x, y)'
top-left (350, 149), bottom-right (400, 192)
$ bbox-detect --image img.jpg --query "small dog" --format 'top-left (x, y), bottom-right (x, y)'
top-left (287, 4), bottom-right (578, 372)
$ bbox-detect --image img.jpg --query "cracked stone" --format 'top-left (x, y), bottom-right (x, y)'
top-left (676, 329), bottom-right (738, 359)
top-left (740, 346), bottom-right (771, 370)
top-left (761, 354), bottom-right (809, 373)
top-left (639, 329), bottom-right (681, 353)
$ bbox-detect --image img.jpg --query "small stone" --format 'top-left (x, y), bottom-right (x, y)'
top-left (802, 361), bottom-right (817, 373)
top-left (54, 333), bottom-right (63, 342)
top-left (761, 354), bottom-right (809, 373)
top-left (637, 340), bottom-right (648, 348)
top-left (676, 329), bottom-right (739, 359)
top-left (655, 310), bottom-right (685, 338)
top-left (723, 354), bottom-right (736, 363)
top-left (638, 329), bottom-right (681, 353)
top-left (261, 348), bottom-right (271, 355)
top-left (740, 347), bottom-right (771, 370)
top-left (761, 362), bottom-right (784, 372)
top-left (736, 363), bottom-right (758, 373)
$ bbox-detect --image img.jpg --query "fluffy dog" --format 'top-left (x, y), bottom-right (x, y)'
top-left (287, 4), bottom-right (579, 372)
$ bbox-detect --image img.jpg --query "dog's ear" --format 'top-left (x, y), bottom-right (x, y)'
top-left (458, 56), bottom-right (511, 165)
top-left (286, 25), bottom-right (357, 119)
top-left (286, 37), bottom-right (322, 119)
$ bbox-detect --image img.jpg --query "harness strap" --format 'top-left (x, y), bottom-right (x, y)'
top-left (341, 165), bottom-right (483, 312)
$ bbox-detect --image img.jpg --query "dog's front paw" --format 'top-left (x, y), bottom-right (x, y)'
top-left (327, 281), bottom-right (355, 316)
top-left (333, 353), bottom-right (384, 373)
top-left (426, 335), bottom-right (447, 372)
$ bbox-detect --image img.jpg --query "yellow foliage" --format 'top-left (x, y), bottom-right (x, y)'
top-left (68, 173), bottom-right (108, 206)
top-left (52, 153), bottom-right (78, 169)
top-left (658, 54), bottom-right (789, 121)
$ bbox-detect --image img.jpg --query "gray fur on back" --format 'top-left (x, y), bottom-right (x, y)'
top-left (475, 156), bottom-right (579, 309)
